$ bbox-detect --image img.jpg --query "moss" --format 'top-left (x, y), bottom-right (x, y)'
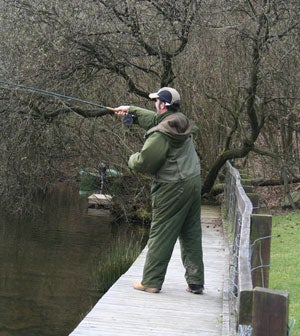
top-left (241, 178), bottom-right (253, 186)
top-left (136, 206), bottom-right (151, 222)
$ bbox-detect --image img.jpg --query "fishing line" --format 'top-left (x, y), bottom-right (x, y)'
top-left (0, 79), bottom-right (112, 110)
top-left (0, 79), bottom-right (137, 125)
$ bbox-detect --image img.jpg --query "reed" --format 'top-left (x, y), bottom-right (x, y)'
top-left (94, 233), bottom-right (144, 293)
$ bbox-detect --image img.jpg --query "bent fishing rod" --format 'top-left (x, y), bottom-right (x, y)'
top-left (0, 79), bottom-right (136, 125)
top-left (0, 79), bottom-right (115, 111)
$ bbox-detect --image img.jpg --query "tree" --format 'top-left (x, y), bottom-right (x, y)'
top-left (179, 0), bottom-right (300, 194)
top-left (0, 0), bottom-right (299, 214)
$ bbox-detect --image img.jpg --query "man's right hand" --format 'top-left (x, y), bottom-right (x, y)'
top-left (113, 106), bottom-right (130, 115)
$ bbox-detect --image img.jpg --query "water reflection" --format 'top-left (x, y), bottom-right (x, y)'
top-left (0, 185), bottom-right (133, 336)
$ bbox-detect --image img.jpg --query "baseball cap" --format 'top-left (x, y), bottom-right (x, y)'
top-left (149, 87), bottom-right (180, 106)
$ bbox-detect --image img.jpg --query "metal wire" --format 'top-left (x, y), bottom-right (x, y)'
top-left (224, 162), bottom-right (297, 336)
top-left (250, 235), bottom-right (273, 288)
top-left (289, 318), bottom-right (296, 336)
top-left (238, 325), bottom-right (253, 336)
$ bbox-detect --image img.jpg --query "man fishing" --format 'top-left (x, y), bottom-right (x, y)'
top-left (114, 87), bottom-right (204, 294)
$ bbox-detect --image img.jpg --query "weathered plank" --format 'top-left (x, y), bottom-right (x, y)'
top-left (70, 206), bottom-right (229, 336)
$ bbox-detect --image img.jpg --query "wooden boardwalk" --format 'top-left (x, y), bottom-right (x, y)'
top-left (70, 205), bottom-right (230, 336)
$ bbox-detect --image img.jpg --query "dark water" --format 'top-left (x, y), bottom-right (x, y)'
top-left (0, 185), bottom-right (133, 336)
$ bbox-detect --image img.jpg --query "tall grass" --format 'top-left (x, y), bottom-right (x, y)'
top-left (269, 211), bottom-right (300, 336)
top-left (93, 233), bottom-right (145, 294)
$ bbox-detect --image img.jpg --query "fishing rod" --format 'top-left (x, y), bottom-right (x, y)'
top-left (0, 78), bottom-right (114, 111)
top-left (0, 79), bottom-right (138, 125)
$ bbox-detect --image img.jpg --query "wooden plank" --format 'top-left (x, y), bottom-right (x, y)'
top-left (88, 194), bottom-right (112, 205)
top-left (69, 206), bottom-right (229, 336)
top-left (235, 181), bottom-right (254, 325)
top-left (237, 214), bottom-right (253, 325)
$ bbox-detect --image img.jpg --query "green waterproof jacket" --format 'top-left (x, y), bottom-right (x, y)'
top-left (128, 106), bottom-right (200, 183)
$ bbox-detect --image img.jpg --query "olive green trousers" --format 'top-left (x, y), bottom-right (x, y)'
top-left (141, 175), bottom-right (204, 289)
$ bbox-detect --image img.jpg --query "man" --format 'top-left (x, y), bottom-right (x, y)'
top-left (114, 87), bottom-right (204, 294)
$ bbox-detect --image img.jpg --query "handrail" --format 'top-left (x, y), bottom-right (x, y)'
top-left (223, 161), bottom-right (290, 336)
top-left (224, 161), bottom-right (254, 335)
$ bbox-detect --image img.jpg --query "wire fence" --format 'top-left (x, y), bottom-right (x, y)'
top-left (224, 161), bottom-right (253, 335)
top-left (223, 161), bottom-right (295, 336)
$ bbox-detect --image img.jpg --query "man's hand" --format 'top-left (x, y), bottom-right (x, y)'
top-left (113, 106), bottom-right (130, 116)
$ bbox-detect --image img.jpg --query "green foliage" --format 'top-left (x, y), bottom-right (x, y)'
top-left (135, 206), bottom-right (151, 222)
top-left (93, 233), bottom-right (144, 293)
top-left (269, 211), bottom-right (300, 335)
top-left (79, 168), bottom-right (100, 192)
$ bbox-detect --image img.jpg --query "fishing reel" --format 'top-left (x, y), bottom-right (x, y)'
top-left (122, 113), bottom-right (136, 126)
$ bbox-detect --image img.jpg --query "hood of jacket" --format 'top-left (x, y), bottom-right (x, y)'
top-left (154, 112), bottom-right (194, 141)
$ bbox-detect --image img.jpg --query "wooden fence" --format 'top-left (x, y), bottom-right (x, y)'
top-left (223, 161), bottom-right (289, 336)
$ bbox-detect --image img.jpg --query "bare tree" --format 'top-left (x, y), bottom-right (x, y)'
top-left (180, 0), bottom-right (300, 194)
top-left (0, 0), bottom-right (299, 214)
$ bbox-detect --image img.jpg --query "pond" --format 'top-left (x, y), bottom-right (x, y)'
top-left (0, 185), bottom-right (138, 336)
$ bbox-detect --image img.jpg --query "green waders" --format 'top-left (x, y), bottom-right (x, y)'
top-left (141, 175), bottom-right (204, 289)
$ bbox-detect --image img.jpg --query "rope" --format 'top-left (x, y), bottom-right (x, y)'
top-left (0, 79), bottom-right (111, 110)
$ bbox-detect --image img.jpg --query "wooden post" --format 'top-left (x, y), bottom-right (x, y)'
top-left (238, 290), bottom-right (253, 325)
top-left (247, 192), bottom-right (260, 213)
top-left (250, 214), bottom-right (272, 288)
top-left (240, 178), bottom-right (252, 186)
top-left (243, 185), bottom-right (254, 193)
top-left (252, 287), bottom-right (289, 336)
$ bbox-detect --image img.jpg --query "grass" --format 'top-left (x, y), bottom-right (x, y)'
top-left (93, 232), bottom-right (144, 294)
top-left (269, 210), bottom-right (300, 336)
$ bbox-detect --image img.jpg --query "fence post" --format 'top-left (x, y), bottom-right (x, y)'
top-left (247, 193), bottom-right (260, 214)
top-left (250, 214), bottom-right (272, 288)
top-left (252, 287), bottom-right (289, 336)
